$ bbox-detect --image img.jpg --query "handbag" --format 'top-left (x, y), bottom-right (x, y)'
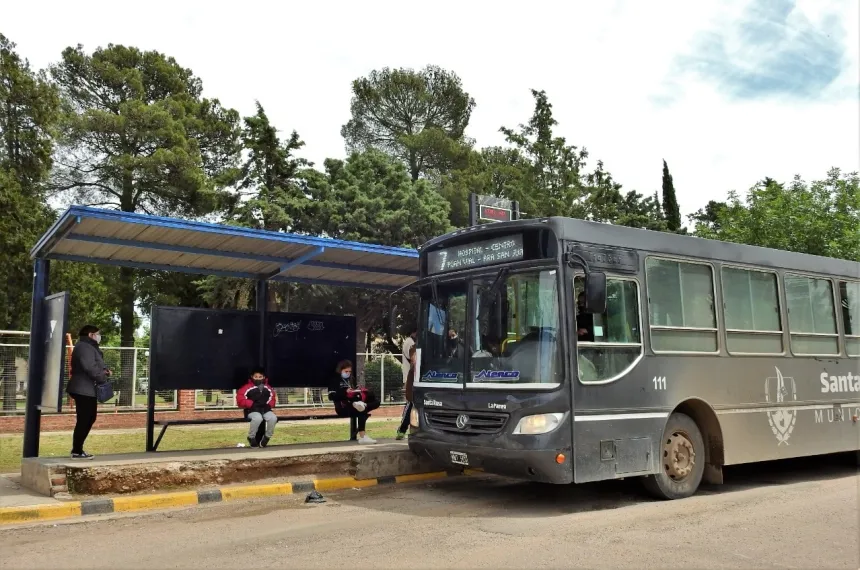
top-left (95, 381), bottom-right (114, 403)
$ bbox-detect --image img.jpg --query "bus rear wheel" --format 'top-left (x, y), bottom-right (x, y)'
top-left (643, 412), bottom-right (705, 500)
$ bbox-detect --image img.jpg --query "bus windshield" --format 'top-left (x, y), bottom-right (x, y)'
top-left (470, 268), bottom-right (561, 386)
top-left (419, 281), bottom-right (468, 384)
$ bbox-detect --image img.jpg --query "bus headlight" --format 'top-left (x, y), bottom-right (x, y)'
top-left (410, 408), bottom-right (420, 428)
top-left (512, 413), bottom-right (564, 435)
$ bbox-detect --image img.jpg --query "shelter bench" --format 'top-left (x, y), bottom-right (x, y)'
top-left (151, 413), bottom-right (358, 451)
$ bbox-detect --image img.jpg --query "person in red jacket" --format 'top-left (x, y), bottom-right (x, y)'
top-left (237, 367), bottom-right (277, 448)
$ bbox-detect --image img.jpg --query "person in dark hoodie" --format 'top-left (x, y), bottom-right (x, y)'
top-left (236, 367), bottom-right (277, 448)
top-left (328, 360), bottom-right (379, 444)
top-left (67, 325), bottom-right (111, 460)
top-left (395, 346), bottom-right (417, 440)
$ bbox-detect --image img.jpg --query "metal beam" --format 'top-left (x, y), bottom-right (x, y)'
top-left (47, 254), bottom-right (258, 280)
top-left (23, 259), bottom-right (49, 458)
top-left (262, 246), bottom-right (324, 280)
top-left (48, 254), bottom-right (408, 291)
top-left (256, 280), bottom-right (268, 366)
top-left (64, 234), bottom-right (416, 277)
top-left (270, 275), bottom-right (402, 292)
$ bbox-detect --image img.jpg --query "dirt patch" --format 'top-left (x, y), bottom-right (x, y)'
top-left (66, 452), bottom-right (357, 495)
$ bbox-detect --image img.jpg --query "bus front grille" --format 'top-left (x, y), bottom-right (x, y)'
top-left (424, 409), bottom-right (509, 434)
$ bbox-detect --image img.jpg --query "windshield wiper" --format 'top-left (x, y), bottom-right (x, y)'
top-left (483, 267), bottom-right (510, 302)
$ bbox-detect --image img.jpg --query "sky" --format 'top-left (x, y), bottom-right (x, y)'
top-left (5, 0), bottom-right (859, 220)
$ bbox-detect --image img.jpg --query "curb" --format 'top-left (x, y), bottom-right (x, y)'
top-left (0, 469), bottom-right (482, 527)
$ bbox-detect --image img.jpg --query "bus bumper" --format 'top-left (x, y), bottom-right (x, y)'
top-left (409, 436), bottom-right (573, 484)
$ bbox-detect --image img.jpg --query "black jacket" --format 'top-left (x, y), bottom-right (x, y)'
top-left (67, 337), bottom-right (108, 398)
top-left (327, 375), bottom-right (379, 416)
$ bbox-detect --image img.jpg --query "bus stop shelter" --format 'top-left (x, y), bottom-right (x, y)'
top-left (23, 205), bottom-right (419, 458)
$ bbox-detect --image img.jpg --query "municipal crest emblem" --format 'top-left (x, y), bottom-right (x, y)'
top-left (764, 366), bottom-right (797, 445)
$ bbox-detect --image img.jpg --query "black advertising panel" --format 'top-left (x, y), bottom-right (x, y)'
top-left (266, 312), bottom-right (356, 388)
top-left (427, 233), bottom-right (525, 275)
top-left (41, 292), bottom-right (70, 412)
top-left (150, 307), bottom-right (260, 390)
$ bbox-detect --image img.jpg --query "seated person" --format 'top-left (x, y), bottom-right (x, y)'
top-left (237, 367), bottom-right (278, 448)
top-left (328, 360), bottom-right (380, 445)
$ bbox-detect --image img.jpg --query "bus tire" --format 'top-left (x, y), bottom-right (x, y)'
top-left (642, 412), bottom-right (705, 500)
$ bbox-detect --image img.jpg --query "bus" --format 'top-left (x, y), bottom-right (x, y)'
top-left (402, 217), bottom-right (860, 500)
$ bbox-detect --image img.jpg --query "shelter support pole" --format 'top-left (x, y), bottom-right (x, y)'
top-left (256, 280), bottom-right (267, 366)
top-left (145, 311), bottom-right (158, 452)
top-left (22, 259), bottom-right (50, 458)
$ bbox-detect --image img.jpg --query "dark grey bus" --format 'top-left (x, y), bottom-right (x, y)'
top-left (405, 217), bottom-right (860, 499)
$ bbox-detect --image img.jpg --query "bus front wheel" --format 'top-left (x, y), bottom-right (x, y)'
top-left (643, 413), bottom-right (705, 500)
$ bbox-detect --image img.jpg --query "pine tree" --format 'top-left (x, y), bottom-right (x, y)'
top-left (662, 159), bottom-right (682, 232)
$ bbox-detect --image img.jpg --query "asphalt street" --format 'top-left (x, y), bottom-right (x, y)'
top-left (1, 454), bottom-right (857, 569)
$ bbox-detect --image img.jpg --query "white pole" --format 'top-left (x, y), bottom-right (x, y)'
top-left (380, 353), bottom-right (385, 403)
top-left (131, 348), bottom-right (138, 407)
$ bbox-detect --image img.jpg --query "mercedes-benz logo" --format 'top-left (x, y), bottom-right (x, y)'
top-left (455, 414), bottom-right (470, 430)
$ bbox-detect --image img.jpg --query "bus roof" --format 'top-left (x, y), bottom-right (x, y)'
top-left (547, 216), bottom-right (859, 279)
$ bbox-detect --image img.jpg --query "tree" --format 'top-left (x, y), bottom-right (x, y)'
top-left (498, 90), bottom-right (588, 219)
top-left (661, 159), bottom-right (682, 232)
top-left (690, 169), bottom-right (860, 261)
top-left (341, 65), bottom-right (475, 181)
top-left (295, 150), bottom-right (451, 377)
top-left (229, 101), bottom-right (312, 233)
top-left (688, 200), bottom-right (727, 233)
top-left (50, 43), bottom-right (242, 402)
top-left (307, 150), bottom-right (452, 248)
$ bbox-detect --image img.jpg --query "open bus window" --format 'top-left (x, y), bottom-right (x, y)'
top-left (840, 281), bottom-right (860, 357)
top-left (574, 276), bottom-right (642, 383)
top-left (469, 269), bottom-right (561, 385)
top-left (419, 282), bottom-right (467, 383)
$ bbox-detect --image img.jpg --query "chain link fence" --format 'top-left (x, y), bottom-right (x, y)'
top-left (194, 352), bottom-right (408, 410)
top-left (0, 331), bottom-right (177, 415)
top-left (0, 333), bottom-right (408, 414)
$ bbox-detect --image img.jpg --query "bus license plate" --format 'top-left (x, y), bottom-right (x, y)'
top-left (450, 451), bottom-right (469, 466)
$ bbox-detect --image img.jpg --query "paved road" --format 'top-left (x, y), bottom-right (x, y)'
top-left (1, 455), bottom-right (857, 569)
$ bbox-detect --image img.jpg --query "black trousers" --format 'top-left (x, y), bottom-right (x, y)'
top-left (71, 394), bottom-right (98, 454)
top-left (398, 401), bottom-right (413, 433)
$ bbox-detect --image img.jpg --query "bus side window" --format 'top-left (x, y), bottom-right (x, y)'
top-left (575, 276), bottom-right (643, 383)
top-left (721, 266), bottom-right (783, 354)
top-left (645, 258), bottom-right (718, 353)
top-left (785, 274), bottom-right (839, 355)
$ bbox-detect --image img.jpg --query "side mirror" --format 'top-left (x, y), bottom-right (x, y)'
top-left (584, 272), bottom-right (607, 314)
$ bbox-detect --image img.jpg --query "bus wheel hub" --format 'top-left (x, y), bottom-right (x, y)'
top-left (664, 432), bottom-right (695, 480)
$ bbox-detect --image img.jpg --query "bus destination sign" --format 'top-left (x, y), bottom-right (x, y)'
top-left (427, 234), bottom-right (525, 274)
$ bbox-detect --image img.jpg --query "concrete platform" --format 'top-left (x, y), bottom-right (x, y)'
top-left (21, 440), bottom-right (439, 497)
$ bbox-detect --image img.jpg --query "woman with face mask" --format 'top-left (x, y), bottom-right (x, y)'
top-left (67, 325), bottom-right (111, 459)
top-left (328, 360), bottom-right (379, 444)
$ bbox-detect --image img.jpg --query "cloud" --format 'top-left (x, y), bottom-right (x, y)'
top-left (3, 0), bottom-right (858, 223)
top-left (668, 0), bottom-right (850, 101)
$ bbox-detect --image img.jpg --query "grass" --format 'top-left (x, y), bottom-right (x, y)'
top-left (0, 420), bottom-right (398, 474)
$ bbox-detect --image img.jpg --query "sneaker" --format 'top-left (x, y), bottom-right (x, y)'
top-left (356, 435), bottom-right (377, 444)
top-left (247, 437), bottom-right (259, 448)
top-left (260, 436), bottom-right (270, 448)
top-left (71, 451), bottom-right (94, 460)
top-left (395, 432), bottom-right (406, 441)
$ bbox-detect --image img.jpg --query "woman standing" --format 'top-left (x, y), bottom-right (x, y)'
top-left (328, 360), bottom-right (379, 444)
top-left (67, 325), bottom-right (110, 459)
